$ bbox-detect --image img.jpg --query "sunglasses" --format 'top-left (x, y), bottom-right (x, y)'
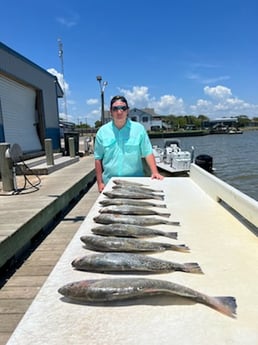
top-left (112, 106), bottom-right (128, 111)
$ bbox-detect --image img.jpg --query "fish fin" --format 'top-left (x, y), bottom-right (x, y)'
top-left (211, 296), bottom-right (237, 318)
top-left (180, 262), bottom-right (203, 274)
top-left (165, 232), bottom-right (178, 239)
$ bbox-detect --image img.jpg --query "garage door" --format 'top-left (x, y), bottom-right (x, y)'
top-left (0, 74), bottom-right (42, 152)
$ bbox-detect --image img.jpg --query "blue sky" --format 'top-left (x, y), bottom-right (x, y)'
top-left (1, 0), bottom-right (258, 125)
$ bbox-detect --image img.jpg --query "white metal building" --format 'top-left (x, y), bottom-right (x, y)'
top-left (0, 42), bottom-right (63, 154)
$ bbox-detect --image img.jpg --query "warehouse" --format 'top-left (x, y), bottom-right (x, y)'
top-left (0, 41), bottom-right (63, 154)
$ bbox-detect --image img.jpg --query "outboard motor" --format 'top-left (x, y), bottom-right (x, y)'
top-left (195, 154), bottom-right (213, 173)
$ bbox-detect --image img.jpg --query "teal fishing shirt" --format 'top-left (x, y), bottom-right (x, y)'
top-left (94, 119), bottom-right (153, 184)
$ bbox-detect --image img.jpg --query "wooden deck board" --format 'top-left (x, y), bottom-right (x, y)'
top-left (0, 182), bottom-right (98, 345)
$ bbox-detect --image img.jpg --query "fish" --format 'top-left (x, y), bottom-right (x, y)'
top-left (99, 205), bottom-right (171, 218)
top-left (80, 235), bottom-right (189, 253)
top-left (94, 214), bottom-right (180, 226)
top-left (58, 277), bottom-right (237, 318)
top-left (112, 184), bottom-right (164, 193)
top-left (91, 223), bottom-right (178, 239)
top-left (112, 185), bottom-right (164, 198)
top-left (99, 198), bottom-right (167, 208)
top-left (103, 190), bottom-right (164, 201)
top-left (72, 252), bottom-right (203, 274)
top-left (113, 179), bottom-right (148, 187)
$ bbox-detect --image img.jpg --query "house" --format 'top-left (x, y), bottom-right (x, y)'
top-left (0, 41), bottom-right (63, 154)
top-left (128, 107), bottom-right (163, 131)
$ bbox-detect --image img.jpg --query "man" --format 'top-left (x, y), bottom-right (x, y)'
top-left (94, 95), bottom-right (163, 192)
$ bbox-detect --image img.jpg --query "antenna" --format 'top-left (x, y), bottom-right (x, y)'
top-left (58, 38), bottom-right (68, 121)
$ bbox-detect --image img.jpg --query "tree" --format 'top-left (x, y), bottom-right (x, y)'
top-left (237, 115), bottom-right (251, 127)
top-left (95, 120), bottom-right (102, 128)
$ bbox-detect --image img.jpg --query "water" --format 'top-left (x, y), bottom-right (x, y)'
top-left (151, 130), bottom-right (258, 201)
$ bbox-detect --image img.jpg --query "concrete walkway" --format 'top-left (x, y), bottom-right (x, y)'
top-left (0, 155), bottom-right (96, 270)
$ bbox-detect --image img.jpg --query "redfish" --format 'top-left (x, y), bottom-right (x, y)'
top-left (93, 214), bottom-right (180, 226)
top-left (80, 235), bottom-right (189, 253)
top-left (72, 252), bottom-right (203, 274)
top-left (58, 277), bottom-right (237, 318)
top-left (91, 224), bottom-right (178, 240)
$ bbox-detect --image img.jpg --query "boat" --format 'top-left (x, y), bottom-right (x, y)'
top-left (153, 139), bottom-right (194, 175)
top-left (210, 125), bottom-right (243, 135)
top-left (228, 127), bottom-right (243, 134)
top-left (6, 167), bottom-right (258, 345)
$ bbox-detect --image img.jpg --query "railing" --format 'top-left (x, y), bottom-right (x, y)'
top-left (190, 163), bottom-right (258, 229)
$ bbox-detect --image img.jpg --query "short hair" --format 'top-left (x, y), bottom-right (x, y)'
top-left (110, 95), bottom-right (128, 108)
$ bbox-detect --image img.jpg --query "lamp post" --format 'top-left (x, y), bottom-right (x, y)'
top-left (96, 75), bottom-right (108, 125)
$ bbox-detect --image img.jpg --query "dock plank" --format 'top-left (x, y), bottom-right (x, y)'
top-left (0, 176), bottom-right (98, 345)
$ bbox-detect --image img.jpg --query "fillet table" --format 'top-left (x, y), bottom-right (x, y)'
top-left (6, 167), bottom-right (258, 345)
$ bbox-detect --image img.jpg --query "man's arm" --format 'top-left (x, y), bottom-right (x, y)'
top-left (95, 159), bottom-right (105, 192)
top-left (145, 153), bottom-right (164, 180)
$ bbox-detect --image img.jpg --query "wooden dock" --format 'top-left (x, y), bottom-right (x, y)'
top-left (0, 182), bottom-right (99, 345)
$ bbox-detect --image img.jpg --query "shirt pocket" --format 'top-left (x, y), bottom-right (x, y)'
top-left (124, 142), bottom-right (140, 155)
top-left (103, 138), bottom-right (116, 153)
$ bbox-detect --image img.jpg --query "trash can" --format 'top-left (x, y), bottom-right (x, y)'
top-left (64, 132), bottom-right (79, 156)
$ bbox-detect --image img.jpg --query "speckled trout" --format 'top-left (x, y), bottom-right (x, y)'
top-left (113, 179), bottom-right (148, 187)
top-left (91, 224), bottom-right (178, 240)
top-left (93, 214), bottom-right (180, 226)
top-left (72, 252), bottom-right (203, 274)
top-left (99, 205), bottom-right (171, 218)
top-left (99, 199), bottom-right (167, 208)
top-left (103, 190), bottom-right (164, 201)
top-left (58, 277), bottom-right (237, 318)
top-left (80, 236), bottom-right (189, 253)
top-left (112, 184), bottom-right (164, 193)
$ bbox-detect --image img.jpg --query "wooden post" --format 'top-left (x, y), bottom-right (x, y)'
top-left (45, 139), bottom-right (54, 166)
top-left (0, 143), bottom-right (14, 192)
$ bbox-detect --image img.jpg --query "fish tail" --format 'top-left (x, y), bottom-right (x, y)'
top-left (170, 244), bottom-right (190, 252)
top-left (180, 262), bottom-right (203, 274)
top-left (153, 195), bottom-right (165, 200)
top-left (208, 296), bottom-right (237, 318)
top-left (165, 231), bottom-right (178, 239)
top-left (167, 220), bottom-right (180, 226)
top-left (159, 212), bottom-right (171, 218)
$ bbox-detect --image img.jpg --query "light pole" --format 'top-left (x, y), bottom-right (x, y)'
top-left (58, 38), bottom-right (68, 121)
top-left (96, 75), bottom-right (108, 125)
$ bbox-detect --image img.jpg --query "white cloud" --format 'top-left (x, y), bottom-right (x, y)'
top-left (151, 95), bottom-right (185, 115)
top-left (118, 84), bottom-right (258, 119)
top-left (119, 86), bottom-right (150, 108)
top-left (204, 85), bottom-right (232, 99)
top-left (86, 98), bottom-right (98, 105)
top-left (47, 68), bottom-right (69, 95)
top-left (56, 14), bottom-right (79, 28)
top-left (118, 86), bottom-right (184, 115)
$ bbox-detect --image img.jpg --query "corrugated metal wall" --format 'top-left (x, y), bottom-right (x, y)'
top-left (0, 75), bottom-right (42, 152)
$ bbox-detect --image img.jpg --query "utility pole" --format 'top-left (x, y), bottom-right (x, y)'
top-left (58, 38), bottom-right (68, 121)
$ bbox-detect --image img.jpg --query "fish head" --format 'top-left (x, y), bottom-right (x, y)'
top-left (58, 280), bottom-right (98, 300)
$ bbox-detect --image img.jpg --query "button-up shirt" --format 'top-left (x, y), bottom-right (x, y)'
top-left (94, 119), bottom-right (153, 184)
